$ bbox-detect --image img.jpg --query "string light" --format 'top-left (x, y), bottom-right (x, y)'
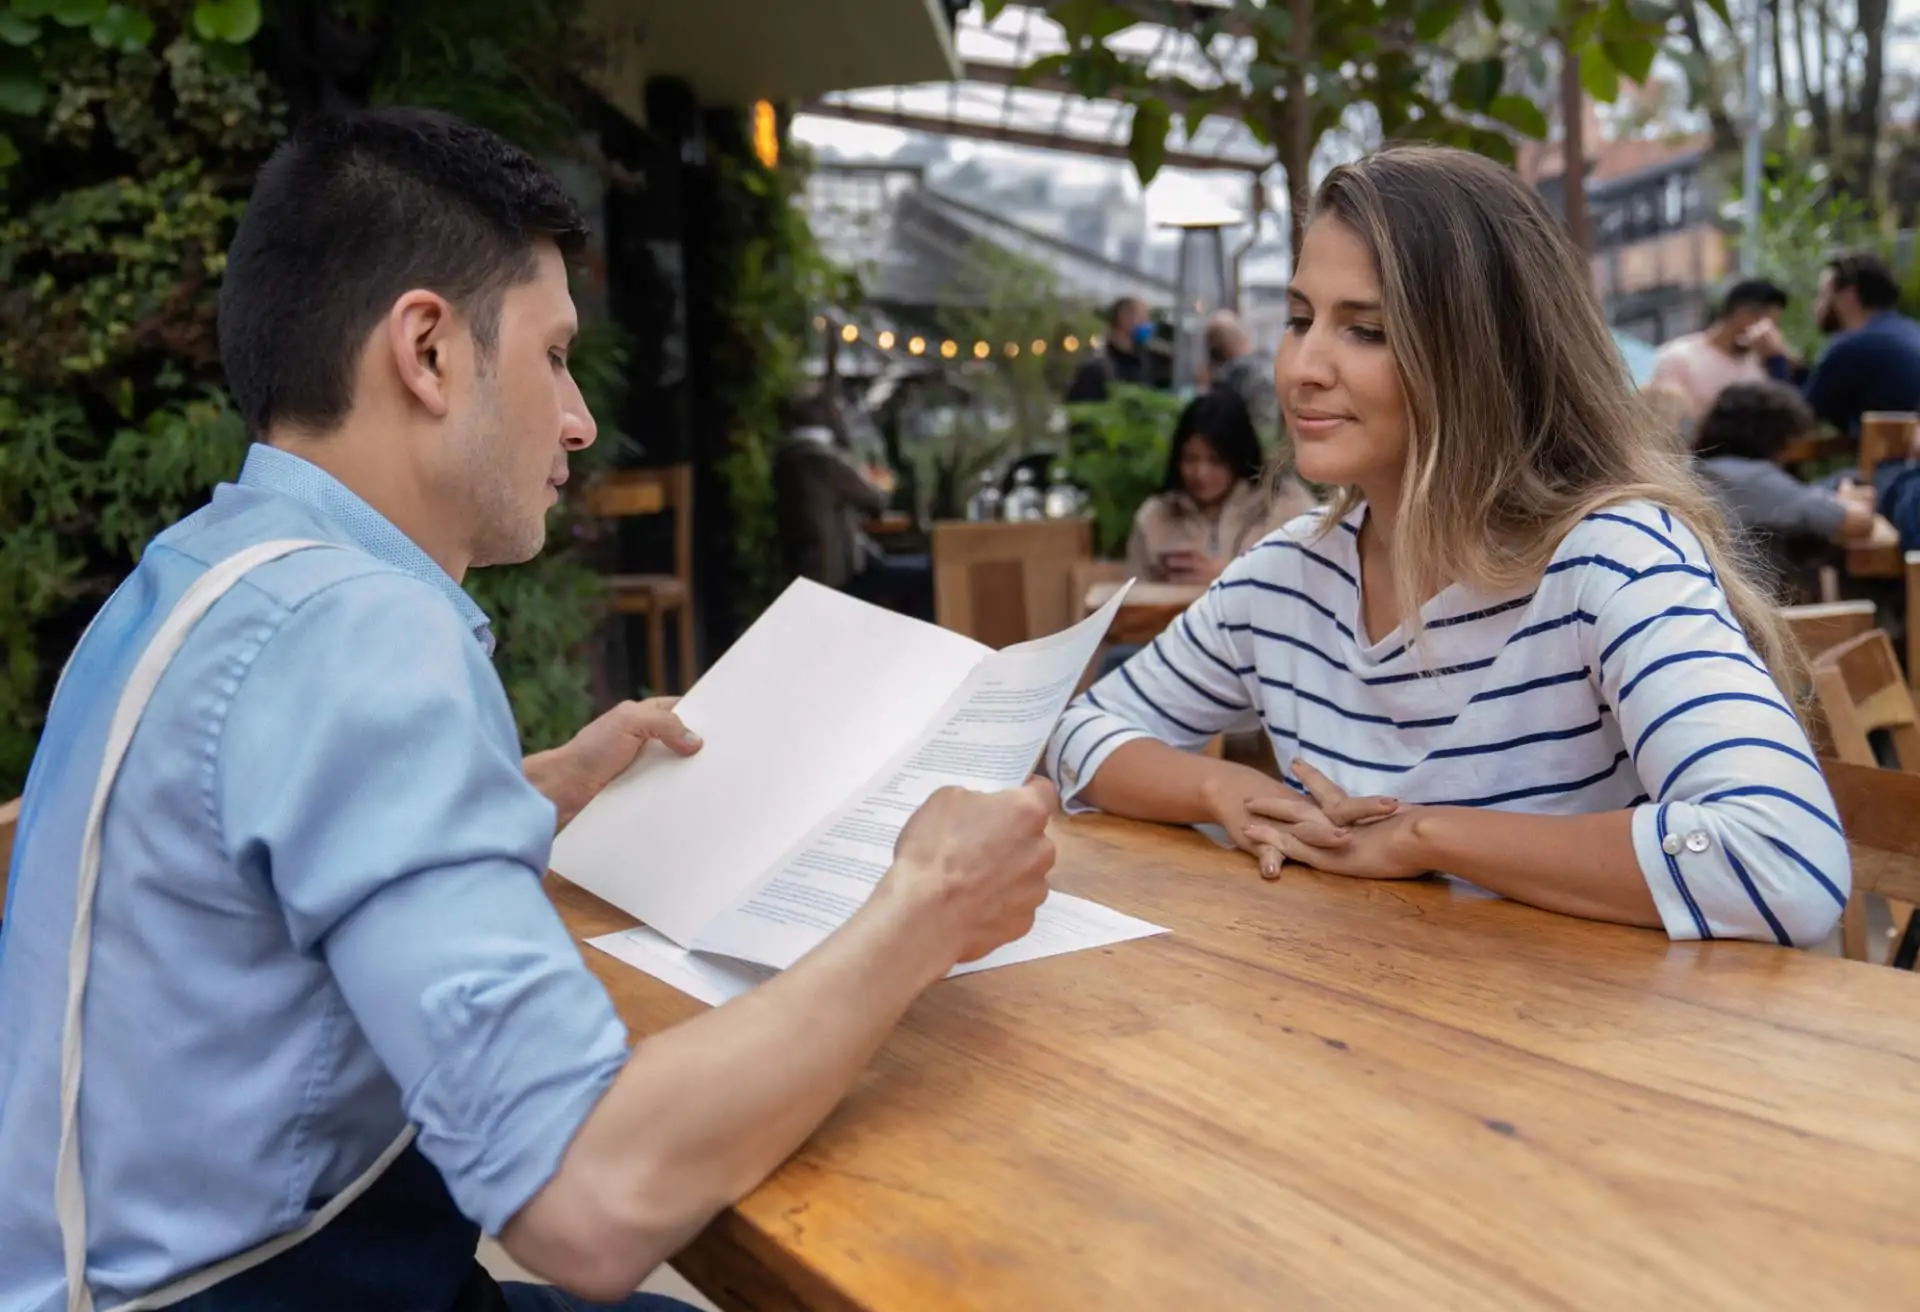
top-left (1090, 333), bottom-right (1104, 349)
top-left (972, 341), bottom-right (990, 359)
top-left (840, 323), bottom-right (859, 343)
top-left (908, 336), bottom-right (927, 355)
top-left (877, 330), bottom-right (896, 350)
top-left (1005, 342), bottom-right (1021, 357)
top-left (1063, 334), bottom-right (1081, 351)
top-left (813, 315), bottom-right (827, 330)
top-left (1031, 339), bottom-right (1048, 355)
top-left (940, 340), bottom-right (959, 359)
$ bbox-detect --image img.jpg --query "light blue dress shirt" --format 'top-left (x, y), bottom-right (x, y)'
top-left (0, 445), bottom-right (629, 1312)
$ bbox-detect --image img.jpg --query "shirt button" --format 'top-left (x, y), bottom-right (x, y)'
top-left (1683, 830), bottom-right (1712, 853)
top-left (1661, 834), bottom-right (1683, 856)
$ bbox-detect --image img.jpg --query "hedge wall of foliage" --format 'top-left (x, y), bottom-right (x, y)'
top-left (0, 0), bottom-right (622, 797)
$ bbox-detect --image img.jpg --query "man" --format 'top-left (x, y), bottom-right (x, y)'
top-left (772, 389), bottom-right (930, 619)
top-left (1790, 251), bottom-right (1920, 438)
top-left (1645, 278), bottom-right (1789, 420)
top-left (0, 108), bottom-right (1055, 1311)
top-left (1065, 295), bottom-right (1151, 403)
top-left (1201, 309), bottom-right (1278, 443)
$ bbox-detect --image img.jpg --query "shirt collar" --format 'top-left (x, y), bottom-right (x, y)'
top-left (237, 443), bottom-right (494, 651)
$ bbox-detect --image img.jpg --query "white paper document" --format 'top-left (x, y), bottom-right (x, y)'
top-left (551, 577), bottom-right (1169, 999)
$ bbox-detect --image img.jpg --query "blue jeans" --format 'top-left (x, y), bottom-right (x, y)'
top-left (500, 1284), bottom-right (700, 1311)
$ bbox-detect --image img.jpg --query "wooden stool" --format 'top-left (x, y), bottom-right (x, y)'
top-left (583, 465), bottom-right (698, 697)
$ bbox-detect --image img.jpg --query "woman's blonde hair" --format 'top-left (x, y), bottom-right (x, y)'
top-left (1304, 144), bottom-right (1799, 697)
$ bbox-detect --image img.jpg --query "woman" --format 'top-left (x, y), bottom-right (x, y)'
top-left (1047, 145), bottom-right (1847, 946)
top-left (1127, 389), bottom-right (1312, 584)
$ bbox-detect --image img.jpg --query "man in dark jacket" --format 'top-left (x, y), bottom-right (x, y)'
top-left (1065, 296), bottom-right (1151, 403)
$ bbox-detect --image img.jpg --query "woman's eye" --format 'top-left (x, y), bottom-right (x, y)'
top-left (1350, 325), bottom-right (1386, 345)
top-left (1285, 316), bottom-right (1312, 334)
top-left (549, 350), bottom-right (567, 369)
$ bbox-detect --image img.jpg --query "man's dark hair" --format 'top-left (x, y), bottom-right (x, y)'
top-left (1105, 296), bottom-right (1145, 330)
top-left (1826, 251), bottom-right (1901, 311)
top-left (219, 106), bottom-right (588, 438)
top-left (1694, 380), bottom-right (1817, 463)
top-left (1719, 278), bottom-right (1788, 319)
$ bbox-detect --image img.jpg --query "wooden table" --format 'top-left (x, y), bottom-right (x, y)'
top-left (1085, 579), bottom-right (1206, 645)
top-left (552, 816), bottom-right (1920, 1311)
top-left (862, 512), bottom-right (915, 537)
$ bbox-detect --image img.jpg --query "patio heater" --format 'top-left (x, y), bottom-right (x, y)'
top-left (1163, 203), bottom-right (1241, 393)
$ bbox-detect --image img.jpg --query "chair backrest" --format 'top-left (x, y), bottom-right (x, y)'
top-left (1, 796), bottom-right (18, 909)
top-left (1905, 552), bottom-right (1920, 692)
top-left (933, 519), bottom-right (1093, 648)
top-left (1780, 600), bottom-right (1876, 662)
top-left (1810, 628), bottom-right (1920, 767)
top-left (1857, 411), bottom-right (1916, 484)
top-left (580, 465), bottom-right (694, 584)
top-left (1819, 758), bottom-right (1920, 911)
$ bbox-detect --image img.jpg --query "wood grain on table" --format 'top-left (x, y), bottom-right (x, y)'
top-left (551, 815), bottom-right (1920, 1312)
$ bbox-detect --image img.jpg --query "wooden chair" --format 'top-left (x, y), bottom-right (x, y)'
top-left (1809, 629), bottom-right (1920, 962)
top-left (1, 796), bottom-right (19, 916)
top-left (582, 465), bottom-right (697, 696)
top-left (1905, 551), bottom-right (1920, 691)
top-left (932, 519), bottom-right (1092, 649)
top-left (1840, 414), bottom-right (1916, 580)
top-left (1780, 600), bottom-right (1876, 662)
top-left (1818, 759), bottom-right (1920, 968)
top-left (1856, 411), bottom-right (1916, 484)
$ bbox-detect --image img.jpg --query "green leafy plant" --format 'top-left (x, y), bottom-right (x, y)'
top-left (1065, 383), bottom-right (1186, 558)
top-left (0, 6), bottom-right (282, 795)
top-left (707, 138), bottom-right (859, 629)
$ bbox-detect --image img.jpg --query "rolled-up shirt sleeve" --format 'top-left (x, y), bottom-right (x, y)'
top-left (218, 571), bottom-right (628, 1234)
top-left (1585, 528), bottom-right (1851, 946)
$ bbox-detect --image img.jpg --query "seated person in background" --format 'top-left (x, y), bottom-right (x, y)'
top-left (1127, 389), bottom-right (1314, 585)
top-left (1647, 278), bottom-right (1790, 421)
top-left (1204, 309), bottom-right (1280, 441)
top-left (1047, 144), bottom-right (1848, 947)
top-left (1693, 381), bottom-right (1893, 597)
top-left (1799, 252), bottom-right (1920, 438)
top-left (773, 392), bottom-right (931, 620)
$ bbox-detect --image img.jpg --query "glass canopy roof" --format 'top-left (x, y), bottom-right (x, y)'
top-left (801, 3), bottom-right (1275, 174)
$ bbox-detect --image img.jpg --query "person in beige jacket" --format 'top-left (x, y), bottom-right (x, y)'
top-left (1126, 388), bottom-right (1314, 583)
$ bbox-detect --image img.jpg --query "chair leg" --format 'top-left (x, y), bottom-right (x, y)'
top-left (1841, 898), bottom-right (1870, 961)
top-left (1893, 908), bottom-right (1920, 970)
top-left (676, 601), bottom-right (696, 692)
top-left (646, 610), bottom-right (668, 699)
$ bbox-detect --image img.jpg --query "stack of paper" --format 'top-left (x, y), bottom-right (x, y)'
top-left (551, 579), bottom-right (1168, 1005)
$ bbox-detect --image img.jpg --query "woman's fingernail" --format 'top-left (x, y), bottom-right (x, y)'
top-left (684, 732), bottom-right (703, 745)
top-left (1260, 855), bottom-right (1282, 880)
top-left (1333, 827), bottom-right (1349, 838)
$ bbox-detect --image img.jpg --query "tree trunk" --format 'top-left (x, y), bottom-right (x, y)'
top-left (1769, 0), bottom-right (1789, 140)
top-left (1793, 0), bottom-right (1835, 161)
top-left (1283, 0), bottom-right (1313, 260)
top-left (1560, 31), bottom-right (1592, 256)
top-left (1847, 0), bottom-right (1888, 203)
top-left (1678, 0), bottom-right (1742, 155)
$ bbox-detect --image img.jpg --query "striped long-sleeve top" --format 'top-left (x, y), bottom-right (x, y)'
top-left (1047, 500), bottom-right (1850, 946)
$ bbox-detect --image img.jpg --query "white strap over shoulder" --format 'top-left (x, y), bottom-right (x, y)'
top-left (54, 539), bottom-right (413, 1312)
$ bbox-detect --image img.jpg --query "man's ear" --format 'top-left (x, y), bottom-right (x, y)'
top-left (385, 290), bottom-right (456, 419)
